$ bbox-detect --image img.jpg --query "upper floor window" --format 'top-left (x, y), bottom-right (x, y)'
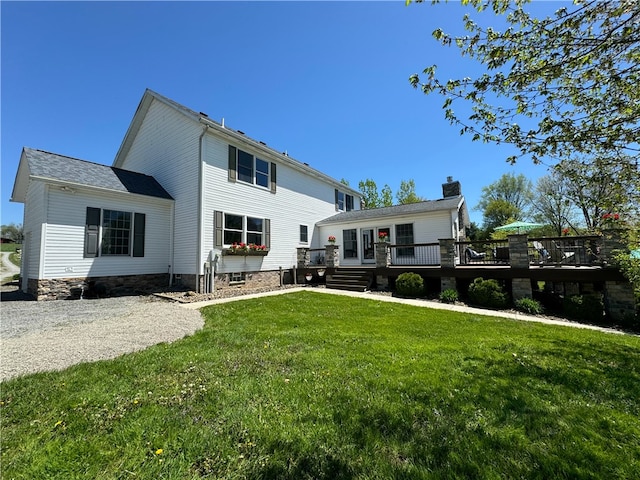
top-left (228, 145), bottom-right (277, 192)
top-left (300, 225), bottom-right (308, 243)
top-left (335, 189), bottom-right (354, 212)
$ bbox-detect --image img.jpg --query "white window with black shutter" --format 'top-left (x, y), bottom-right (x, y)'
top-left (84, 207), bottom-right (146, 258)
top-left (214, 210), bottom-right (271, 250)
top-left (228, 145), bottom-right (277, 193)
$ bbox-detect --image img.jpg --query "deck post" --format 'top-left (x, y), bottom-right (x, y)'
top-left (375, 242), bottom-right (391, 290)
top-left (375, 242), bottom-right (390, 268)
top-left (604, 280), bottom-right (637, 321)
top-left (296, 247), bottom-right (309, 268)
top-left (439, 238), bottom-right (457, 293)
top-left (325, 244), bottom-right (340, 268)
top-left (508, 234), bottom-right (532, 300)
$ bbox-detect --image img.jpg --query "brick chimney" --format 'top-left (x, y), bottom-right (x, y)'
top-left (442, 176), bottom-right (461, 198)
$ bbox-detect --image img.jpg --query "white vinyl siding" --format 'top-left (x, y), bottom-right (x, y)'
top-left (23, 181), bottom-right (47, 279)
top-left (116, 99), bottom-right (201, 275)
top-left (42, 187), bottom-right (172, 278)
top-left (317, 211), bottom-right (454, 265)
top-left (202, 133), bottom-right (358, 274)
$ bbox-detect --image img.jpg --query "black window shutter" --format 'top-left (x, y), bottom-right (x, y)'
top-left (214, 210), bottom-right (223, 248)
top-left (264, 219), bottom-right (271, 249)
top-left (270, 162), bottom-right (277, 193)
top-left (84, 207), bottom-right (100, 258)
top-left (335, 189), bottom-right (339, 211)
top-left (228, 145), bottom-right (237, 182)
top-left (133, 213), bottom-right (146, 257)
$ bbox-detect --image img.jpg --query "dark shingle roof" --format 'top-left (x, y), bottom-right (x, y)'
top-left (24, 148), bottom-right (173, 200)
top-left (317, 196), bottom-right (465, 225)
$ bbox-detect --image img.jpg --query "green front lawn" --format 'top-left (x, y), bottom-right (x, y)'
top-left (2, 291), bottom-right (639, 479)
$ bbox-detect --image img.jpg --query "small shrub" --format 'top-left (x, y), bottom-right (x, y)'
top-left (468, 278), bottom-right (509, 309)
top-left (563, 294), bottom-right (604, 323)
top-left (514, 298), bottom-right (544, 315)
top-left (395, 272), bottom-right (424, 298)
top-left (439, 289), bottom-right (458, 304)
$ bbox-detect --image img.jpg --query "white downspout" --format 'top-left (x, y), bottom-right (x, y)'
top-left (169, 201), bottom-right (175, 286)
top-left (196, 125), bottom-right (209, 292)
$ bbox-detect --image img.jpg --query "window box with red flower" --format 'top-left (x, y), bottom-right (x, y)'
top-left (224, 242), bottom-right (269, 256)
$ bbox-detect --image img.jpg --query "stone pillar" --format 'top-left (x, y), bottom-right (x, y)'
top-left (325, 244), bottom-right (340, 268)
top-left (507, 234), bottom-right (530, 268)
top-left (375, 242), bottom-right (391, 290)
top-left (439, 238), bottom-right (456, 268)
top-left (511, 278), bottom-right (533, 301)
top-left (439, 238), bottom-right (457, 293)
top-left (604, 280), bottom-right (637, 322)
top-left (508, 234), bottom-right (532, 300)
top-left (296, 247), bottom-right (310, 268)
top-left (375, 242), bottom-right (390, 268)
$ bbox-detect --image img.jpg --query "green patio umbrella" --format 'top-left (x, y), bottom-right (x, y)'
top-left (494, 221), bottom-right (544, 233)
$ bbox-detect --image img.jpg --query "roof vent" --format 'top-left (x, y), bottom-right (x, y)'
top-left (199, 112), bottom-right (208, 118)
top-left (237, 130), bottom-right (245, 135)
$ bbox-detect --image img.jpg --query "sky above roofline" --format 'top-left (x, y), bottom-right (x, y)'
top-left (1, 1), bottom-right (560, 227)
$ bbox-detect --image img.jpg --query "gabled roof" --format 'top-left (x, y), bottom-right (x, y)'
top-left (11, 148), bottom-right (173, 203)
top-left (113, 89), bottom-right (361, 197)
top-left (317, 196), bottom-right (469, 225)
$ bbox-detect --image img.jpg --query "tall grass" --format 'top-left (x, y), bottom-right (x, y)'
top-left (2, 291), bottom-right (639, 479)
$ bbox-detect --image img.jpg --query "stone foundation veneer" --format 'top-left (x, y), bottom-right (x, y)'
top-left (28, 273), bottom-right (170, 301)
top-left (214, 270), bottom-right (282, 292)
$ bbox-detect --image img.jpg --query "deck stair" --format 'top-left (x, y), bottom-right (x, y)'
top-left (326, 269), bottom-right (372, 292)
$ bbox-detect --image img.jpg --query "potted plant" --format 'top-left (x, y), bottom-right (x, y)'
top-left (327, 235), bottom-right (336, 244)
top-left (378, 231), bottom-right (389, 242)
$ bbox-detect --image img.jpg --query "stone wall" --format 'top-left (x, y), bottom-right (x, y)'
top-left (29, 273), bottom-right (170, 301)
top-left (604, 280), bottom-right (637, 321)
top-left (214, 270), bottom-right (282, 293)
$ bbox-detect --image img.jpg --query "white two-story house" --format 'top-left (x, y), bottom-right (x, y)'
top-left (11, 90), bottom-right (362, 299)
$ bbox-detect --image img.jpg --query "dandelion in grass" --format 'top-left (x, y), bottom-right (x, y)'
top-left (155, 449), bottom-right (163, 455)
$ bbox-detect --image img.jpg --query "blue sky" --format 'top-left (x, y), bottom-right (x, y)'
top-left (1, 1), bottom-right (560, 227)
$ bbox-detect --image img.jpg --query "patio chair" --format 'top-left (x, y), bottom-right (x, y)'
top-left (465, 247), bottom-right (486, 263)
top-left (548, 241), bottom-right (576, 264)
top-left (533, 241), bottom-right (550, 264)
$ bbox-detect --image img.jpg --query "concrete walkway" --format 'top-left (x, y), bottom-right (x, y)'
top-left (182, 287), bottom-right (630, 336)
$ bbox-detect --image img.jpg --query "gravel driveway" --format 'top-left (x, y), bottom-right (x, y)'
top-left (1, 288), bottom-right (204, 382)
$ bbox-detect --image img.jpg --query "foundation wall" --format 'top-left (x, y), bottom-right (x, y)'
top-left (28, 273), bottom-right (170, 301)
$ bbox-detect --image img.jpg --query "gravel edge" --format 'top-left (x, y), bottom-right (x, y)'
top-left (1, 294), bottom-right (204, 382)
